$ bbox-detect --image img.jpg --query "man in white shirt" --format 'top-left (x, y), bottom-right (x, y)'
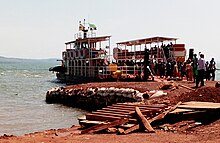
top-left (196, 54), bottom-right (205, 88)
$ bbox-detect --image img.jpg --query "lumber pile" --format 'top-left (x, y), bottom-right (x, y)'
top-left (159, 101), bottom-right (220, 131)
top-left (79, 102), bottom-right (181, 134)
top-left (79, 101), bottom-right (220, 134)
top-left (170, 101), bottom-right (220, 113)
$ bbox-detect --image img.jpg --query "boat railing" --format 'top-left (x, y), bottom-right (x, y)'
top-left (97, 65), bottom-right (144, 79)
top-left (117, 65), bottom-right (143, 78)
top-left (67, 64), bottom-right (144, 79)
top-left (68, 65), bottom-right (112, 78)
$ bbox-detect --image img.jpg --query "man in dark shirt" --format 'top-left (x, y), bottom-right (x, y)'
top-left (209, 58), bottom-right (216, 81)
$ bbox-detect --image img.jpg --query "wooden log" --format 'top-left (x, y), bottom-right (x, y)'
top-left (135, 106), bottom-right (155, 133)
top-left (121, 124), bottom-right (140, 135)
top-left (81, 118), bottom-right (129, 134)
top-left (122, 102), bottom-right (182, 134)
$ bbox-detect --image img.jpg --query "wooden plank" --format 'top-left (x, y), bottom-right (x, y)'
top-left (88, 112), bottom-right (132, 118)
top-left (79, 120), bottom-right (107, 126)
top-left (96, 109), bottom-right (157, 116)
top-left (182, 101), bottom-right (220, 106)
top-left (100, 107), bottom-right (133, 113)
top-left (169, 108), bottom-right (194, 114)
top-left (149, 102), bottom-right (182, 123)
top-left (122, 124), bottom-right (140, 134)
top-left (121, 123), bottom-right (136, 128)
top-left (101, 107), bottom-right (159, 112)
top-left (86, 114), bottom-right (137, 122)
top-left (110, 104), bottom-right (161, 109)
top-left (115, 103), bottom-right (167, 108)
top-left (121, 124), bottom-right (139, 134)
top-left (80, 120), bottom-right (107, 124)
top-left (78, 115), bottom-right (86, 121)
top-left (80, 120), bottom-right (136, 129)
top-left (107, 105), bottom-right (162, 111)
top-left (81, 118), bottom-right (129, 134)
top-left (135, 106), bottom-right (155, 133)
top-left (178, 101), bottom-right (220, 110)
top-left (112, 103), bottom-right (166, 109)
top-left (98, 108), bottom-right (138, 113)
top-left (94, 110), bottom-right (131, 115)
top-left (86, 114), bottom-right (122, 121)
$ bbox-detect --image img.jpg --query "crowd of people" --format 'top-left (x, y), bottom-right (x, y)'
top-left (150, 42), bottom-right (173, 59)
top-left (151, 53), bottom-right (216, 87)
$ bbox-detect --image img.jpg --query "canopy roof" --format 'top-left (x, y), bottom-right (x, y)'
top-left (117, 36), bottom-right (178, 46)
top-left (65, 36), bottom-right (111, 45)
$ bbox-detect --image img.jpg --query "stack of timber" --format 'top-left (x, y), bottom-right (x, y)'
top-left (79, 101), bottom-right (220, 134)
top-left (169, 101), bottom-right (220, 120)
top-left (155, 101), bottom-right (220, 132)
top-left (79, 102), bottom-right (181, 134)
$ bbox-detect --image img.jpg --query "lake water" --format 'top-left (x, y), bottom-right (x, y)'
top-left (0, 57), bottom-right (87, 136)
top-left (0, 57), bottom-right (219, 136)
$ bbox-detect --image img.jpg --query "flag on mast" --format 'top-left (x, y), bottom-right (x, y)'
top-left (89, 23), bottom-right (97, 30)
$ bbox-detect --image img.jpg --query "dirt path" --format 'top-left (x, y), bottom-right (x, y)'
top-left (1, 125), bottom-right (220, 143)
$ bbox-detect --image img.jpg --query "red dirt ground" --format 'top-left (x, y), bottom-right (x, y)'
top-left (1, 80), bottom-right (220, 143)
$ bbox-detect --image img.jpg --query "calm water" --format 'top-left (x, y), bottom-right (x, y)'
top-left (0, 57), bottom-right (87, 136)
top-left (0, 57), bottom-right (219, 136)
top-left (216, 66), bottom-right (220, 80)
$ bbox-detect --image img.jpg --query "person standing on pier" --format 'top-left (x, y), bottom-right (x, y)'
top-left (196, 54), bottom-right (206, 88)
top-left (192, 54), bottom-right (198, 83)
top-left (205, 61), bottom-right (210, 80)
top-left (209, 58), bottom-right (216, 81)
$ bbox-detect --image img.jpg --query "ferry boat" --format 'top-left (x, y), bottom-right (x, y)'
top-left (49, 20), bottom-right (186, 83)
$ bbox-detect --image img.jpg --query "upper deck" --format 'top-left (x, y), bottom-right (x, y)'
top-left (117, 36), bottom-right (177, 46)
top-left (114, 36), bottom-right (185, 62)
top-left (65, 36), bottom-right (111, 48)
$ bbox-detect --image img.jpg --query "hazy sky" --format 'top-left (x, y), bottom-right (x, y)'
top-left (0, 0), bottom-right (220, 61)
